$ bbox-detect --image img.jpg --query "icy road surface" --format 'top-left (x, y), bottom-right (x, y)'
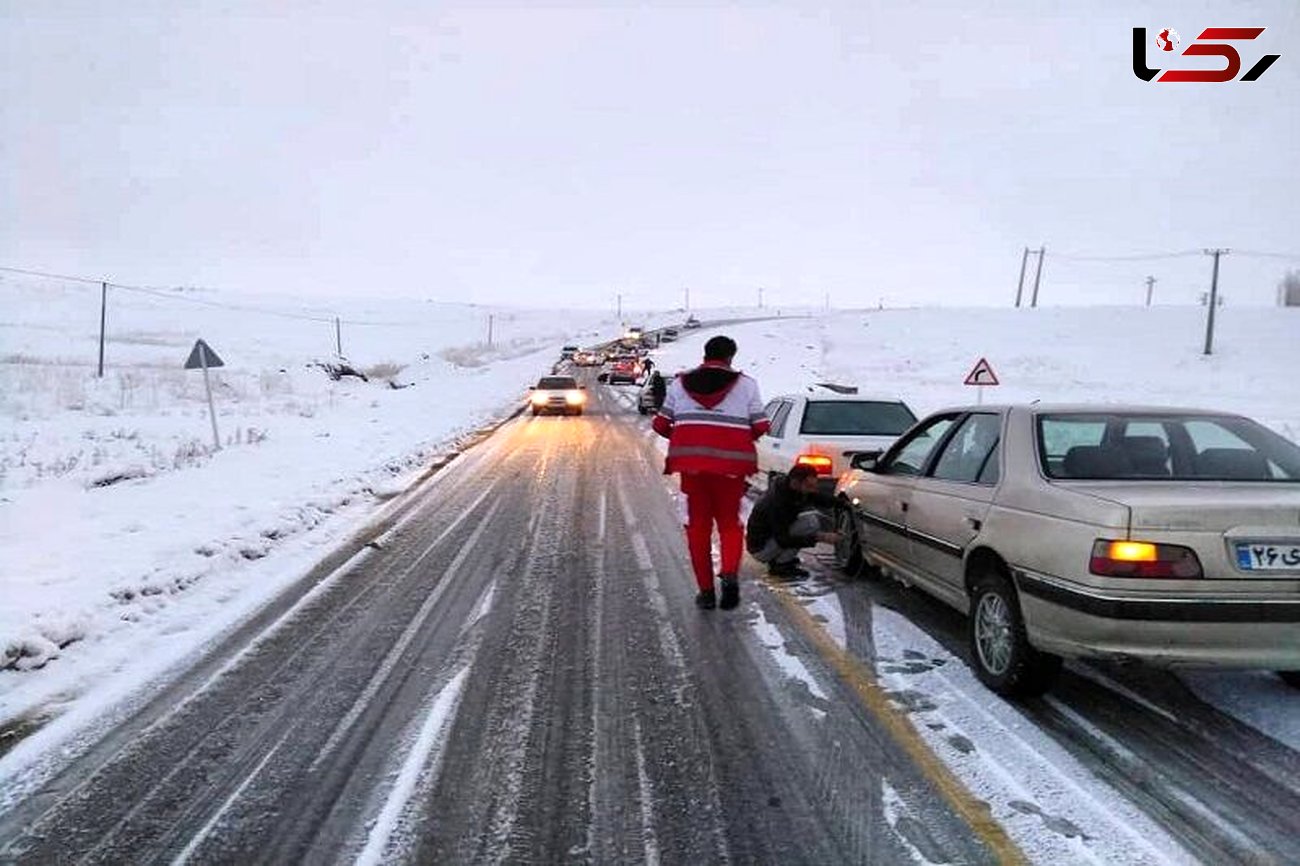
top-left (1, 376), bottom-right (1297, 864)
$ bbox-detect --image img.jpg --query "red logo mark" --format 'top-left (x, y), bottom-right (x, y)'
top-left (1133, 27), bottom-right (1280, 82)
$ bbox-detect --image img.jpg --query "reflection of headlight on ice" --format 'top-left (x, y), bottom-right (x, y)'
top-left (566, 391), bottom-right (585, 405)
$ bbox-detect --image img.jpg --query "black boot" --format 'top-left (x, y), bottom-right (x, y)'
top-left (696, 589), bottom-right (717, 610)
top-left (719, 575), bottom-right (740, 610)
top-left (768, 561), bottom-right (809, 580)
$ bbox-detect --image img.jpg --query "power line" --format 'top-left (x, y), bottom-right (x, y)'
top-left (0, 263), bottom-right (412, 326)
top-left (1049, 250), bottom-right (1202, 262)
top-left (1233, 250), bottom-right (1300, 261)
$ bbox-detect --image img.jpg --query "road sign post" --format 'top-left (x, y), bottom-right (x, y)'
top-left (184, 339), bottom-right (226, 451)
top-left (964, 357), bottom-right (1000, 405)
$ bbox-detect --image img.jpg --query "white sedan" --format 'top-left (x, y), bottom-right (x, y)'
top-left (756, 392), bottom-right (917, 491)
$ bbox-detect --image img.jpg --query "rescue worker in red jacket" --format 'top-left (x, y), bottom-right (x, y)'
top-left (652, 335), bottom-right (770, 609)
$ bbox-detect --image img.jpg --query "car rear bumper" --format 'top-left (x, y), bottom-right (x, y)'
top-left (1013, 567), bottom-right (1300, 667)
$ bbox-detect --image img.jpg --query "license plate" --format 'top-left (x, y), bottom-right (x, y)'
top-left (1236, 543), bottom-right (1300, 571)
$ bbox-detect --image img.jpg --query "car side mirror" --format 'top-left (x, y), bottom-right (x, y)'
top-left (850, 450), bottom-right (882, 471)
top-left (528, 385), bottom-right (535, 390)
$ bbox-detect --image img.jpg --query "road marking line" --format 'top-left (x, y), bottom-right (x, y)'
top-left (762, 575), bottom-right (1028, 866)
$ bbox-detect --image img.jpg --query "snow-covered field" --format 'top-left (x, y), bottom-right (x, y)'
top-left (0, 273), bottom-right (670, 731)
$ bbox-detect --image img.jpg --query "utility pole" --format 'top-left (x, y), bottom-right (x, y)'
top-left (335, 317), bottom-right (342, 356)
top-left (1203, 248), bottom-right (1229, 355)
top-left (617, 292), bottom-right (622, 321)
top-left (758, 287), bottom-right (764, 309)
top-left (1014, 246), bottom-right (1030, 308)
top-left (1030, 246), bottom-right (1046, 307)
top-left (1145, 275), bottom-right (1156, 307)
top-left (487, 314), bottom-right (494, 347)
top-left (97, 281), bottom-right (108, 378)
top-left (684, 287), bottom-right (690, 311)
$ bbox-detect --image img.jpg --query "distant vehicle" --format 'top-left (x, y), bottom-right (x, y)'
top-left (572, 350), bottom-right (601, 366)
top-left (625, 325), bottom-right (645, 340)
top-left (660, 328), bottom-right (679, 342)
top-left (833, 405), bottom-right (1300, 697)
top-left (683, 316), bottom-right (701, 329)
top-left (637, 373), bottom-right (671, 415)
top-left (757, 393), bottom-right (917, 492)
top-left (560, 345), bottom-right (579, 360)
top-left (605, 356), bottom-right (642, 385)
top-left (529, 375), bottom-right (587, 416)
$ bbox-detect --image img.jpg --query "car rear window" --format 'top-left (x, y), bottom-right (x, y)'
top-left (537, 377), bottom-right (578, 389)
top-left (1038, 413), bottom-right (1300, 481)
top-left (800, 401), bottom-right (917, 436)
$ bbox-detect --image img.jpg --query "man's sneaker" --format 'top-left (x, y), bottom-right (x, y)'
top-left (719, 575), bottom-right (740, 610)
top-left (695, 589), bottom-right (717, 610)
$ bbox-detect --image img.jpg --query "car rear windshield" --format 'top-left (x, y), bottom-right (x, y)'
top-left (800, 401), bottom-right (917, 436)
top-left (537, 377), bottom-right (578, 390)
top-left (1038, 413), bottom-right (1300, 481)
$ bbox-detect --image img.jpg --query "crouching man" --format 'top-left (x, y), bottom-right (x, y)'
top-left (746, 465), bottom-right (842, 579)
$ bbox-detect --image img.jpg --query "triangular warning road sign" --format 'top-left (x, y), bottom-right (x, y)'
top-left (964, 357), bottom-right (999, 386)
top-left (184, 339), bottom-right (224, 370)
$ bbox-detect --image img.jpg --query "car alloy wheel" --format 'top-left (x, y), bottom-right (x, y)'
top-left (967, 568), bottom-right (1061, 697)
top-left (974, 594), bottom-right (1013, 677)
top-left (831, 503), bottom-right (867, 578)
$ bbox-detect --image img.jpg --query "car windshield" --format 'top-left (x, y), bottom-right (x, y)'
top-left (800, 401), bottom-right (917, 436)
top-left (1038, 413), bottom-right (1300, 481)
top-left (537, 377), bottom-right (578, 390)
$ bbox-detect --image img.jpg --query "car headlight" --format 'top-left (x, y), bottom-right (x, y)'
top-left (566, 391), bottom-right (585, 405)
top-left (531, 392), bottom-right (548, 405)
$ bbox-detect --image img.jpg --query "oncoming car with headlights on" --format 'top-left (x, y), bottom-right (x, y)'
top-left (529, 375), bottom-right (587, 416)
top-left (832, 404), bottom-right (1300, 697)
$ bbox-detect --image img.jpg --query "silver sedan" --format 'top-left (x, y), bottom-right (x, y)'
top-left (832, 404), bottom-right (1300, 696)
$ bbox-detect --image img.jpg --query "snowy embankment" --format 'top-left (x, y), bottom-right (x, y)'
top-left (0, 275), bottom-right (660, 729)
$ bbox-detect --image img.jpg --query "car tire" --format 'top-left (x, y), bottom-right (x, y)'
top-left (638, 405), bottom-right (648, 415)
top-left (1278, 671), bottom-right (1300, 688)
top-left (531, 408), bottom-right (540, 416)
top-left (968, 568), bottom-right (1061, 697)
top-left (831, 502), bottom-right (868, 578)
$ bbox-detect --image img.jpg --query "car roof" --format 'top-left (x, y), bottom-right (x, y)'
top-left (769, 392), bottom-right (911, 404)
top-left (927, 403), bottom-right (1246, 417)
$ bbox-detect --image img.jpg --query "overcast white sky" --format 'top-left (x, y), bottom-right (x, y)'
top-left (3, 1), bottom-right (1297, 309)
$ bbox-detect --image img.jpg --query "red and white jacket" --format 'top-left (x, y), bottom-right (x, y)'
top-left (652, 361), bottom-right (770, 476)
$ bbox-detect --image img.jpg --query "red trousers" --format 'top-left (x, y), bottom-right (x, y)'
top-left (680, 473), bottom-right (746, 592)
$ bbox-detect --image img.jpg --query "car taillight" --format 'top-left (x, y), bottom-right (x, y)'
top-left (795, 454), bottom-right (834, 476)
top-left (1089, 539), bottom-right (1203, 578)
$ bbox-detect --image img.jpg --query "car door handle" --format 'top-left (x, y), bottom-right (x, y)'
top-left (965, 516), bottom-right (982, 531)
top-left (899, 502), bottom-right (909, 512)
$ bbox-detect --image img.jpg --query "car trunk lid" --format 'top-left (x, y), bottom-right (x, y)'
top-left (1064, 483), bottom-right (1300, 532)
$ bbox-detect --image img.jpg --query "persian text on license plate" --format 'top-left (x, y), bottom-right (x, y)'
top-left (1236, 543), bottom-right (1300, 571)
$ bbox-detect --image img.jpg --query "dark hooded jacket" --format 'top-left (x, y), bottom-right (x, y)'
top-left (746, 473), bottom-right (836, 553)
